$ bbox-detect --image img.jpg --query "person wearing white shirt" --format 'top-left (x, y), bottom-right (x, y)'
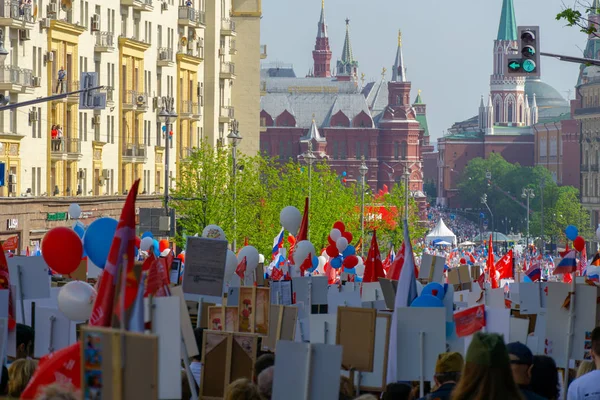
top-left (568, 327), bottom-right (600, 400)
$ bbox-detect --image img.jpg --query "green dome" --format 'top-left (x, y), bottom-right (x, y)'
top-left (525, 79), bottom-right (568, 108)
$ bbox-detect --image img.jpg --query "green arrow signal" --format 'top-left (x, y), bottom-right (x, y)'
top-left (508, 61), bottom-right (521, 71)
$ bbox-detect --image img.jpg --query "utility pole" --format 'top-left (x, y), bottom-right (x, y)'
top-left (540, 176), bottom-right (545, 254)
top-left (522, 188), bottom-right (535, 252)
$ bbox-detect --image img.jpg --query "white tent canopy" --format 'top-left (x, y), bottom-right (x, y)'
top-left (426, 218), bottom-right (457, 246)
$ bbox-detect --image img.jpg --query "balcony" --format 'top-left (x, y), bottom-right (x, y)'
top-left (94, 32), bottom-right (115, 52)
top-left (180, 100), bottom-right (201, 120)
top-left (260, 44), bottom-right (267, 59)
top-left (106, 86), bottom-right (115, 106)
top-left (582, 165), bottom-right (589, 172)
top-left (177, 43), bottom-right (203, 60)
top-left (229, 40), bottom-right (237, 55)
top-left (134, 92), bottom-right (149, 112)
top-left (0, 65), bottom-right (33, 93)
top-left (51, 138), bottom-right (82, 161)
top-left (122, 144), bottom-right (147, 163)
top-left (219, 106), bottom-right (234, 123)
top-left (178, 6), bottom-right (205, 27)
top-left (0, 1), bottom-right (34, 29)
top-left (157, 47), bottom-right (174, 67)
top-left (220, 18), bottom-right (235, 36)
top-left (180, 147), bottom-right (193, 159)
top-left (122, 90), bottom-right (148, 111)
top-left (121, 0), bottom-right (153, 11)
top-left (219, 62), bottom-right (235, 80)
top-left (67, 81), bottom-right (80, 103)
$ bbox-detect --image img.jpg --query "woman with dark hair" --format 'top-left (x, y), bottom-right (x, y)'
top-left (451, 332), bottom-right (524, 400)
top-left (530, 355), bottom-right (559, 400)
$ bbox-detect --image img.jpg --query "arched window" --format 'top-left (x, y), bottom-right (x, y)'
top-left (519, 105), bottom-right (523, 123)
top-left (507, 99), bottom-right (514, 123)
top-left (495, 101), bottom-right (501, 123)
top-left (401, 140), bottom-right (408, 160)
top-left (394, 142), bottom-right (399, 159)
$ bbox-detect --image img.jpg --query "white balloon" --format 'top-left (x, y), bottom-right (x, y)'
top-left (68, 203), bottom-right (82, 219)
top-left (317, 256), bottom-right (327, 274)
top-left (58, 281), bottom-right (97, 321)
top-left (202, 224), bottom-right (227, 241)
top-left (355, 257), bottom-right (365, 278)
top-left (224, 250), bottom-right (238, 284)
top-left (280, 207), bottom-right (302, 236)
top-left (258, 254), bottom-right (265, 264)
top-left (140, 237), bottom-right (153, 252)
top-left (238, 246), bottom-right (260, 273)
top-left (336, 237), bottom-right (349, 253)
top-left (293, 240), bottom-right (316, 266)
top-left (330, 228), bottom-right (342, 241)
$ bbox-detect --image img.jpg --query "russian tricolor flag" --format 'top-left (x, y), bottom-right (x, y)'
top-left (526, 266), bottom-right (541, 282)
top-left (272, 227), bottom-right (284, 259)
top-left (554, 250), bottom-right (578, 275)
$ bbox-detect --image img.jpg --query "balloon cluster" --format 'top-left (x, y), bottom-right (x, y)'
top-left (565, 225), bottom-right (586, 252)
top-left (325, 222), bottom-right (357, 271)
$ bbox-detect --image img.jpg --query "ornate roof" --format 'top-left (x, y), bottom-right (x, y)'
top-left (301, 118), bottom-right (326, 142)
top-left (317, 0), bottom-right (328, 39)
top-left (391, 30), bottom-right (406, 82)
top-left (340, 19), bottom-right (355, 65)
top-left (414, 90), bottom-right (423, 104)
top-left (524, 79), bottom-right (568, 109)
top-left (497, 0), bottom-right (517, 41)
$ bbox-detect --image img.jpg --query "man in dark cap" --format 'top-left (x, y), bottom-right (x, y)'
top-left (417, 352), bottom-right (464, 400)
top-left (507, 342), bottom-right (546, 400)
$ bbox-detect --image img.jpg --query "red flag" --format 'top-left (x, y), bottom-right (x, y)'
top-left (299, 253), bottom-right (313, 276)
top-left (354, 237), bottom-right (363, 256)
top-left (21, 342), bottom-right (80, 399)
top-left (271, 266), bottom-right (283, 281)
top-left (477, 271), bottom-right (486, 290)
top-left (363, 230), bottom-right (386, 283)
top-left (287, 234), bottom-right (296, 264)
top-left (387, 241), bottom-right (419, 281)
top-left (487, 235), bottom-right (498, 289)
top-left (578, 246), bottom-right (587, 276)
top-left (236, 256), bottom-right (247, 280)
top-left (144, 253), bottom-right (171, 297)
top-left (89, 179), bottom-right (140, 327)
top-left (560, 242), bottom-right (571, 258)
top-left (244, 237), bottom-right (249, 247)
top-left (495, 250), bottom-right (514, 279)
top-left (0, 246), bottom-right (15, 330)
top-left (324, 261), bottom-right (336, 284)
top-left (454, 304), bottom-right (486, 337)
top-left (563, 272), bottom-right (573, 284)
top-left (469, 253), bottom-right (476, 264)
top-left (296, 197), bottom-right (309, 242)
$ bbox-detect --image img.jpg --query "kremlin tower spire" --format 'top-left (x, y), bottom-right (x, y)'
top-left (312, 0), bottom-right (332, 78)
top-left (336, 18), bottom-right (359, 81)
top-left (391, 30), bottom-right (406, 82)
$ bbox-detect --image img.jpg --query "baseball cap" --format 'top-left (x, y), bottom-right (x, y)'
top-left (506, 341), bottom-right (533, 365)
top-left (435, 352), bottom-right (464, 374)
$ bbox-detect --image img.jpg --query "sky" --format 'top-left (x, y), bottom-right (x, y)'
top-left (260, 0), bottom-right (585, 142)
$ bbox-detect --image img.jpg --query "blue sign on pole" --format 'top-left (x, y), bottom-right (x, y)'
top-left (479, 212), bottom-right (485, 219)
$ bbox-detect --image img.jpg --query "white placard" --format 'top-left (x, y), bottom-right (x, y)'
top-left (0, 318), bottom-right (7, 365)
top-left (393, 308), bottom-right (446, 382)
top-left (8, 256), bottom-right (50, 300)
top-left (358, 314), bottom-right (390, 389)
top-left (509, 317), bottom-right (530, 344)
top-left (309, 314), bottom-right (337, 344)
top-left (518, 283), bottom-right (544, 315)
top-left (182, 237), bottom-right (228, 297)
top-left (292, 276), bottom-right (328, 319)
top-left (486, 308), bottom-right (510, 339)
top-left (152, 296), bottom-right (182, 400)
top-left (420, 254), bottom-right (445, 283)
top-left (270, 281), bottom-right (292, 305)
top-left (361, 300), bottom-right (387, 311)
top-left (327, 287), bottom-right (361, 314)
top-left (361, 282), bottom-right (383, 302)
top-left (0, 290), bottom-right (8, 318)
top-left (34, 306), bottom-right (76, 358)
top-left (526, 336), bottom-right (539, 355)
top-left (170, 286), bottom-right (199, 359)
top-left (454, 290), bottom-right (470, 309)
top-left (485, 288), bottom-right (505, 309)
top-left (272, 341), bottom-right (342, 400)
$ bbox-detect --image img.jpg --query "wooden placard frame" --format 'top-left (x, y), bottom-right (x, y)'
top-left (335, 306), bottom-right (377, 372)
top-left (207, 305), bottom-right (239, 332)
top-left (261, 304), bottom-right (298, 352)
top-left (238, 286), bottom-right (270, 336)
top-left (359, 313), bottom-right (392, 392)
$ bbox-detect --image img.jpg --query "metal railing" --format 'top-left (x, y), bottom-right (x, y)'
top-left (51, 138), bottom-right (81, 154)
top-left (178, 5), bottom-right (204, 24)
top-left (157, 47), bottom-right (173, 62)
top-left (122, 144), bottom-right (146, 158)
top-left (0, 1), bottom-right (33, 22)
top-left (95, 32), bottom-right (114, 48)
top-left (229, 40), bottom-right (236, 54)
top-left (220, 106), bottom-right (234, 119)
top-left (123, 90), bottom-right (148, 107)
top-left (0, 65), bottom-right (33, 86)
top-left (106, 86), bottom-right (114, 102)
top-left (220, 62), bottom-right (235, 75)
top-left (141, 0), bottom-right (152, 6)
top-left (221, 18), bottom-right (235, 32)
top-left (177, 43), bottom-right (203, 58)
top-left (180, 147), bottom-right (193, 158)
top-left (181, 100), bottom-right (201, 115)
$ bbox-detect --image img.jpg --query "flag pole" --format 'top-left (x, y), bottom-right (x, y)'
top-left (562, 267), bottom-right (577, 400)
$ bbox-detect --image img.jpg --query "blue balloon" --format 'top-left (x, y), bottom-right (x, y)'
top-left (342, 245), bottom-right (356, 257)
top-left (141, 231), bottom-right (154, 239)
top-left (344, 268), bottom-right (356, 275)
top-left (162, 125), bottom-right (167, 132)
top-left (342, 171), bottom-right (347, 177)
top-left (153, 239), bottom-right (160, 257)
top-left (73, 222), bottom-right (85, 239)
top-left (355, 276), bottom-right (363, 282)
top-left (312, 256), bottom-right (319, 268)
top-left (411, 294), bottom-right (444, 308)
top-left (565, 225), bottom-right (578, 241)
top-left (421, 282), bottom-right (445, 300)
top-left (330, 257), bottom-right (342, 269)
top-left (83, 217), bottom-right (118, 269)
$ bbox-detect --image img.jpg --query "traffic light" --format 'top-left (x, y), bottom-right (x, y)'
top-left (507, 26), bottom-right (540, 78)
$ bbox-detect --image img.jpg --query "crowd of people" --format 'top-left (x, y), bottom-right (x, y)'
top-left (3, 320), bottom-right (600, 400)
top-left (425, 208), bottom-right (480, 244)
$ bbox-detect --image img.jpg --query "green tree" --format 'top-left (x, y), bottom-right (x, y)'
top-left (557, 2), bottom-right (600, 37)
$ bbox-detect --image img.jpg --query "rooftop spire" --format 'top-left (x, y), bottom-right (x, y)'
top-left (340, 18), bottom-right (353, 63)
top-left (317, 0), bottom-right (328, 38)
top-left (414, 89), bottom-right (423, 104)
top-left (497, 0), bottom-right (517, 41)
top-left (391, 30), bottom-right (406, 82)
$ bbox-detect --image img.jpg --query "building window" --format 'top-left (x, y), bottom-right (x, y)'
top-left (394, 142), bottom-right (399, 159)
top-left (495, 101), bottom-right (500, 123)
top-left (333, 142), bottom-right (338, 160)
top-left (507, 99), bottom-right (514, 123)
top-left (356, 141), bottom-right (361, 159)
top-left (401, 140), bottom-right (408, 160)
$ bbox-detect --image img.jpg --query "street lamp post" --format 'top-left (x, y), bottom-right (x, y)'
top-left (227, 120), bottom-right (242, 252)
top-left (403, 168), bottom-right (410, 221)
top-left (540, 176), bottom-right (546, 254)
top-left (481, 193), bottom-right (494, 249)
top-left (301, 142), bottom-right (317, 241)
top-left (158, 97), bottom-right (177, 220)
top-left (522, 188), bottom-right (535, 251)
top-left (359, 157), bottom-right (368, 258)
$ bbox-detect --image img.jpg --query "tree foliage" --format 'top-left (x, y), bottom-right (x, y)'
top-left (170, 140), bottom-right (424, 257)
top-left (557, 2), bottom-right (600, 38)
top-left (457, 153), bottom-right (591, 242)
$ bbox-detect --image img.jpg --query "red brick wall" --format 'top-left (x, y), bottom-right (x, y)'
top-left (561, 118), bottom-right (580, 189)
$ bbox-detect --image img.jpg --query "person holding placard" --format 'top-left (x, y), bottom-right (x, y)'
top-left (450, 332), bottom-right (524, 400)
top-left (507, 342), bottom-right (546, 400)
top-left (530, 356), bottom-right (559, 400)
top-left (417, 352), bottom-right (464, 400)
top-left (7, 358), bottom-right (37, 398)
top-left (224, 378), bottom-right (261, 400)
top-left (567, 327), bottom-right (600, 400)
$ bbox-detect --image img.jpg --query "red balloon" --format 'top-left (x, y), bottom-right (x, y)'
top-left (327, 235), bottom-right (336, 246)
top-left (460, 258), bottom-right (466, 265)
top-left (343, 255), bottom-right (359, 269)
top-left (573, 236), bottom-right (586, 252)
top-left (135, 236), bottom-right (141, 249)
top-left (159, 239), bottom-right (170, 252)
top-left (333, 221), bottom-right (345, 232)
top-left (343, 231), bottom-right (353, 244)
top-left (41, 227), bottom-right (83, 275)
top-left (177, 253), bottom-right (185, 263)
top-left (326, 244), bottom-right (339, 258)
